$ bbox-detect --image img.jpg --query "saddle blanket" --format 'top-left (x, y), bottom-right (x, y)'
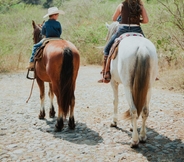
top-left (110, 32), bottom-right (144, 59)
top-left (115, 32), bottom-right (144, 42)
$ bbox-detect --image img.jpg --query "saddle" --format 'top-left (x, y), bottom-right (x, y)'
top-left (34, 38), bottom-right (62, 61)
top-left (103, 33), bottom-right (144, 83)
top-left (109, 32), bottom-right (144, 60)
top-left (26, 38), bottom-right (62, 80)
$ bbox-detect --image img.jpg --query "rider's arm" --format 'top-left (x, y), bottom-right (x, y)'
top-left (140, 5), bottom-right (149, 24)
top-left (112, 3), bottom-right (122, 21)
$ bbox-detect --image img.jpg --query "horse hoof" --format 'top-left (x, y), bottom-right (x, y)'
top-left (55, 118), bottom-right (64, 132)
top-left (38, 110), bottom-right (45, 119)
top-left (68, 117), bottom-right (75, 130)
top-left (49, 110), bottom-right (55, 118)
top-left (130, 143), bottom-right (139, 148)
top-left (130, 140), bottom-right (139, 148)
top-left (139, 136), bottom-right (147, 143)
top-left (110, 122), bottom-right (117, 127)
top-left (68, 123), bottom-right (75, 130)
top-left (49, 114), bottom-right (55, 118)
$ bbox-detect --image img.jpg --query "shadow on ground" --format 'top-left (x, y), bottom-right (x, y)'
top-left (37, 117), bottom-right (103, 146)
top-left (114, 126), bottom-right (184, 162)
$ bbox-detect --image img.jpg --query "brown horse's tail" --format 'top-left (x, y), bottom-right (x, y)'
top-left (124, 47), bottom-right (150, 119)
top-left (59, 47), bottom-right (74, 118)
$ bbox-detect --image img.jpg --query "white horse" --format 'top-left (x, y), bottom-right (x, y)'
top-left (106, 22), bottom-right (158, 148)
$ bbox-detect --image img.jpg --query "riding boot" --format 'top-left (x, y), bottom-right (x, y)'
top-left (27, 62), bottom-right (34, 70)
top-left (103, 56), bottom-right (111, 83)
top-left (98, 55), bottom-right (108, 83)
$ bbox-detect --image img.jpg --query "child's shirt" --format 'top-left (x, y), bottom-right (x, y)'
top-left (42, 19), bottom-right (62, 38)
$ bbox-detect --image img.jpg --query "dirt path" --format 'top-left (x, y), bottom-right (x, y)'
top-left (0, 65), bottom-right (184, 162)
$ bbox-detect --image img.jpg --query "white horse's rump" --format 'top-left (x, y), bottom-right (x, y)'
top-left (108, 26), bottom-right (158, 147)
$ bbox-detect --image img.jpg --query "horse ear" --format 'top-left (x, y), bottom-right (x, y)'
top-left (32, 20), bottom-right (36, 29)
top-left (105, 22), bottom-right (110, 29)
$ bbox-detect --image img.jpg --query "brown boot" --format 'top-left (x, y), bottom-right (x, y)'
top-left (98, 56), bottom-right (108, 83)
top-left (103, 56), bottom-right (111, 83)
top-left (27, 62), bottom-right (34, 70)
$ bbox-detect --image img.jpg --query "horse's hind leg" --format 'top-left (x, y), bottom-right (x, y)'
top-left (55, 108), bottom-right (64, 132)
top-left (36, 77), bottom-right (45, 119)
top-left (54, 91), bottom-right (64, 132)
top-left (110, 80), bottom-right (119, 127)
top-left (68, 95), bottom-right (75, 130)
top-left (124, 87), bottom-right (139, 148)
top-left (48, 83), bottom-right (55, 118)
top-left (139, 89), bottom-right (151, 142)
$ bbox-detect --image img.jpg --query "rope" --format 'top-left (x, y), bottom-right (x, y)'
top-left (26, 78), bottom-right (35, 103)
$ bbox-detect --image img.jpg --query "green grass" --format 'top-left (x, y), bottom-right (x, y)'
top-left (0, 0), bottom-right (183, 72)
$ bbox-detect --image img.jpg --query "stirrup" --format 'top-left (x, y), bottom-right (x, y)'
top-left (26, 69), bottom-right (35, 80)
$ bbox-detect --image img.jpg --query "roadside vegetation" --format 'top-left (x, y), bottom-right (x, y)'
top-left (0, 0), bottom-right (183, 91)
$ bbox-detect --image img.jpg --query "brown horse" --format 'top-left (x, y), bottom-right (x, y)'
top-left (31, 20), bottom-right (80, 131)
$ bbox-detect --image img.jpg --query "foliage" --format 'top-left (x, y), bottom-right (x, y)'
top-left (22, 0), bottom-right (41, 5)
top-left (157, 0), bottom-right (184, 50)
top-left (0, 0), bottom-right (21, 13)
top-left (0, 0), bottom-right (183, 72)
top-left (43, 0), bottom-right (53, 8)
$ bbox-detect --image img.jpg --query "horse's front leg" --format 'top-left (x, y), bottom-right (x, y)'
top-left (139, 89), bottom-right (151, 142)
top-left (36, 77), bottom-right (45, 119)
top-left (110, 80), bottom-right (119, 127)
top-left (48, 83), bottom-right (55, 118)
top-left (68, 94), bottom-right (75, 130)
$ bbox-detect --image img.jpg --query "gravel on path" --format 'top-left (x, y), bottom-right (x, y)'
top-left (0, 65), bottom-right (184, 162)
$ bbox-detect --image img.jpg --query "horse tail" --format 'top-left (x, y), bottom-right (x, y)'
top-left (124, 46), bottom-right (150, 119)
top-left (59, 47), bottom-right (74, 118)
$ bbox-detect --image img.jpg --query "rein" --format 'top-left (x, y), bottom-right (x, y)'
top-left (26, 63), bottom-right (37, 103)
top-left (26, 78), bottom-right (35, 103)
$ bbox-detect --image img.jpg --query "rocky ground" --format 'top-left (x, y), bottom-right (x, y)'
top-left (0, 65), bottom-right (184, 162)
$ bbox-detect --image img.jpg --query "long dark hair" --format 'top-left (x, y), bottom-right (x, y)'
top-left (127, 0), bottom-right (142, 24)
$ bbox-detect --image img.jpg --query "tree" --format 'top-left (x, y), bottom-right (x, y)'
top-left (22, 0), bottom-right (41, 5)
top-left (43, 0), bottom-right (53, 8)
top-left (158, 0), bottom-right (184, 49)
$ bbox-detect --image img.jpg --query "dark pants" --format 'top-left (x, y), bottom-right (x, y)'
top-left (104, 25), bottom-right (144, 56)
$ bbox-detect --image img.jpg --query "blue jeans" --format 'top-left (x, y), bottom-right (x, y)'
top-left (104, 26), bottom-right (144, 56)
top-left (30, 39), bottom-right (44, 62)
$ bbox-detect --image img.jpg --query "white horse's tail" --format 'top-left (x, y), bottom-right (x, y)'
top-left (124, 46), bottom-right (151, 119)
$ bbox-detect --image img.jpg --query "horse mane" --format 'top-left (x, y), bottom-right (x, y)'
top-left (32, 20), bottom-right (44, 44)
top-left (105, 22), bottom-right (119, 43)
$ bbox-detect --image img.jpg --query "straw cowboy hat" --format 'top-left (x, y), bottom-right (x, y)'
top-left (43, 7), bottom-right (65, 18)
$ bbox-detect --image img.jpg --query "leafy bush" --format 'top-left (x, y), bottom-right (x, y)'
top-left (0, 0), bottom-right (183, 72)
